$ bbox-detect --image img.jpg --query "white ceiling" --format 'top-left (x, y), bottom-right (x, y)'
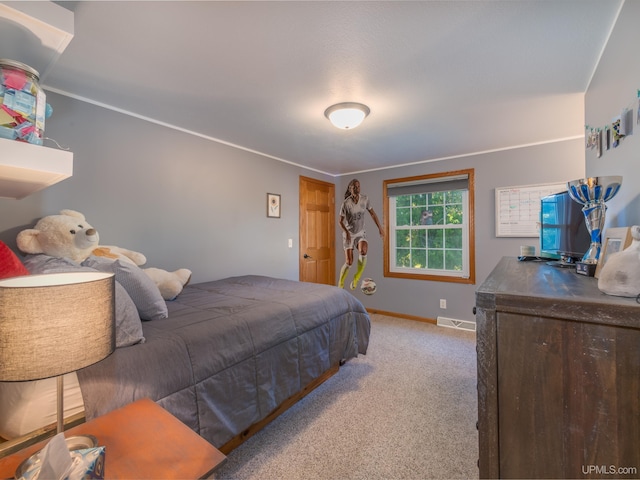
top-left (6, 1), bottom-right (625, 176)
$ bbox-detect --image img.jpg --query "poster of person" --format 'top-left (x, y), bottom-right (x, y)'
top-left (338, 179), bottom-right (384, 292)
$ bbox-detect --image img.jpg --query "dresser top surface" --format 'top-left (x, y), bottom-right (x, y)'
top-left (477, 257), bottom-right (640, 327)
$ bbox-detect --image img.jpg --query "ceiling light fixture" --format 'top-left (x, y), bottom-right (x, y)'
top-left (324, 102), bottom-right (370, 129)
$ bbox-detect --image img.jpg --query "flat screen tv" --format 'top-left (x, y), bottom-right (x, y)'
top-left (539, 190), bottom-right (591, 264)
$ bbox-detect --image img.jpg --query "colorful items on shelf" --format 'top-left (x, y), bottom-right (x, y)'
top-left (0, 59), bottom-right (51, 146)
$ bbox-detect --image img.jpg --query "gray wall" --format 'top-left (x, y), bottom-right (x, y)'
top-left (0, 92), bottom-right (585, 323)
top-left (0, 93), bottom-right (332, 283)
top-left (585, 0), bottom-right (640, 227)
top-left (8, 20), bottom-right (622, 323)
top-left (336, 0), bottom-right (640, 323)
top-left (337, 139), bottom-right (585, 322)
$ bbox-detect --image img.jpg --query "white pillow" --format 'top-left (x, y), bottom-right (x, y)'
top-left (0, 373), bottom-right (84, 440)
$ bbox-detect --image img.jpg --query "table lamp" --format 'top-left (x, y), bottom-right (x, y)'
top-left (0, 271), bottom-right (115, 451)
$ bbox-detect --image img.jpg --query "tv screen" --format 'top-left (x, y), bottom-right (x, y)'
top-left (539, 191), bottom-right (591, 262)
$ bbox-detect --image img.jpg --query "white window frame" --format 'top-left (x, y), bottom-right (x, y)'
top-left (388, 191), bottom-right (470, 278)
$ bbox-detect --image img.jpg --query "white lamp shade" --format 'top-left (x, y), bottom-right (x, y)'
top-left (324, 102), bottom-right (370, 129)
top-left (0, 272), bottom-right (115, 381)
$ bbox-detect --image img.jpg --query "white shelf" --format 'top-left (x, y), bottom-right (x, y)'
top-left (0, 1), bottom-right (74, 79)
top-left (0, 1), bottom-right (75, 199)
top-left (0, 138), bottom-right (73, 199)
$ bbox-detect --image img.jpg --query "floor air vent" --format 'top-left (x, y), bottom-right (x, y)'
top-left (437, 316), bottom-right (476, 332)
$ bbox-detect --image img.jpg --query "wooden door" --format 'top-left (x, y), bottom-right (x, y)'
top-left (299, 176), bottom-right (335, 285)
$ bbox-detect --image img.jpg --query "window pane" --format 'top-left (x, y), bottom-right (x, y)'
top-left (428, 229), bottom-right (443, 248)
top-left (396, 248), bottom-right (411, 267)
top-left (428, 249), bottom-right (444, 269)
top-left (446, 191), bottom-right (462, 203)
top-left (411, 193), bottom-right (426, 206)
top-left (396, 195), bottom-right (410, 207)
top-left (396, 229), bottom-right (410, 248)
top-left (412, 249), bottom-right (426, 268)
top-left (445, 249), bottom-right (463, 271)
top-left (446, 204), bottom-right (463, 224)
top-left (430, 206), bottom-right (444, 225)
top-left (411, 229), bottom-right (426, 248)
top-left (396, 208), bottom-right (410, 226)
top-left (445, 228), bottom-right (462, 249)
top-left (428, 192), bottom-right (444, 204)
top-left (411, 207), bottom-right (427, 226)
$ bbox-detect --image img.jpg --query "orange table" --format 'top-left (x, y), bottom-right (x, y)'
top-left (0, 398), bottom-right (226, 479)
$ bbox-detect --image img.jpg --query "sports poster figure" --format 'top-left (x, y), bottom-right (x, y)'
top-left (338, 179), bottom-right (384, 290)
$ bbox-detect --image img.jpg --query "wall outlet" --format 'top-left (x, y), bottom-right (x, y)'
top-left (440, 299), bottom-right (447, 309)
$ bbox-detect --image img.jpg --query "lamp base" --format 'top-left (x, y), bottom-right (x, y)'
top-left (15, 435), bottom-right (97, 479)
top-left (64, 435), bottom-right (98, 451)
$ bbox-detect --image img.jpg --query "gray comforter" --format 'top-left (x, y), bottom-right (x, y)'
top-left (76, 275), bottom-right (370, 448)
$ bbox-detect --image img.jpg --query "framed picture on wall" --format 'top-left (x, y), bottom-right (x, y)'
top-left (595, 227), bottom-right (632, 278)
top-left (267, 193), bottom-right (281, 218)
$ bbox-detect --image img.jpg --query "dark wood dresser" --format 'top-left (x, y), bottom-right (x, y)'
top-left (475, 257), bottom-right (640, 479)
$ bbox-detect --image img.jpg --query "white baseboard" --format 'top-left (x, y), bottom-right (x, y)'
top-left (436, 316), bottom-right (476, 332)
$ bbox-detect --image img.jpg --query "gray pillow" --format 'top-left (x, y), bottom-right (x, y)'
top-left (22, 254), bottom-right (86, 273)
top-left (82, 256), bottom-right (168, 321)
top-left (112, 283), bottom-right (146, 347)
top-left (22, 254), bottom-right (145, 348)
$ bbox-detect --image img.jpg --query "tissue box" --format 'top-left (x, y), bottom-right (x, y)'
top-left (70, 447), bottom-right (105, 479)
top-left (19, 447), bottom-right (105, 480)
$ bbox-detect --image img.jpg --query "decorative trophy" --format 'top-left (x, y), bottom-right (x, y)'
top-left (567, 176), bottom-right (622, 273)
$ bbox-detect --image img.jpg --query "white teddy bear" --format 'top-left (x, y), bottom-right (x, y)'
top-left (17, 209), bottom-right (191, 300)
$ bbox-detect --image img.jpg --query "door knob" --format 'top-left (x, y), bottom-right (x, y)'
top-left (303, 253), bottom-right (313, 259)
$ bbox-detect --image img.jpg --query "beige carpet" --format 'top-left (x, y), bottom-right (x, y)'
top-left (215, 313), bottom-right (478, 480)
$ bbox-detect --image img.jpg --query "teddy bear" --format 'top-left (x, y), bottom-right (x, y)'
top-left (16, 209), bottom-right (191, 300)
top-left (16, 209), bottom-right (100, 263)
top-left (598, 224), bottom-right (640, 297)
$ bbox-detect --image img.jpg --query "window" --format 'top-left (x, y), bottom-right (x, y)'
top-left (383, 169), bottom-right (475, 284)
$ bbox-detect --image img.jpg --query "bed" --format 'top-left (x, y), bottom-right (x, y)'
top-left (0, 270), bottom-right (370, 452)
